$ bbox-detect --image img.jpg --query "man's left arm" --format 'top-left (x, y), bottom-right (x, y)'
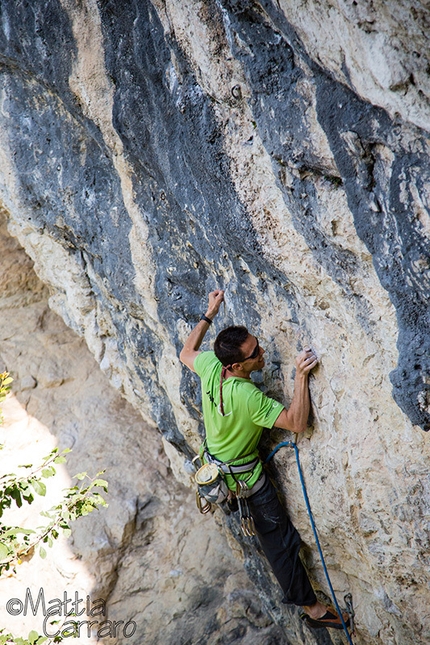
top-left (273, 347), bottom-right (318, 433)
top-left (179, 289), bottom-right (224, 372)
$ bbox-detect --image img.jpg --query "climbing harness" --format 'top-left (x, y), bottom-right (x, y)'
top-left (265, 441), bottom-right (355, 644)
top-left (192, 449), bottom-right (263, 536)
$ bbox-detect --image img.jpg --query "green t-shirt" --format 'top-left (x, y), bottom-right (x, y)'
top-left (194, 351), bottom-right (284, 490)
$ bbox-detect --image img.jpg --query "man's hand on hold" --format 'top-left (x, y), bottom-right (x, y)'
top-left (206, 289), bottom-right (225, 320)
top-left (274, 347), bottom-right (318, 433)
top-left (179, 289), bottom-right (224, 372)
top-left (295, 347), bottom-right (319, 377)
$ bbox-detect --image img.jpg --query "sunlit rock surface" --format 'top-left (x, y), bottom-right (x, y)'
top-left (0, 2), bottom-right (429, 644)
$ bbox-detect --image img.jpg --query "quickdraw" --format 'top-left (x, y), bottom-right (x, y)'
top-left (236, 480), bottom-right (256, 536)
top-left (344, 593), bottom-right (355, 634)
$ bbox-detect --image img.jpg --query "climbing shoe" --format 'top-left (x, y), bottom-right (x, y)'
top-left (300, 609), bottom-right (351, 630)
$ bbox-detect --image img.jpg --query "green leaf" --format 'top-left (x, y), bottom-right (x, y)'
top-left (31, 480), bottom-right (47, 497)
top-left (0, 542), bottom-right (10, 560)
top-left (41, 450), bottom-right (56, 461)
top-left (40, 510), bottom-right (54, 518)
top-left (43, 536), bottom-right (53, 548)
top-left (93, 479), bottom-right (108, 491)
top-left (28, 630), bottom-right (40, 643)
top-left (0, 528), bottom-right (35, 538)
top-left (1, 377), bottom-right (13, 386)
top-left (73, 472), bottom-right (86, 481)
top-left (41, 467), bottom-right (56, 478)
top-left (39, 546), bottom-right (47, 559)
top-left (10, 488), bottom-right (22, 508)
top-left (53, 456), bottom-right (66, 464)
top-left (0, 634), bottom-right (14, 645)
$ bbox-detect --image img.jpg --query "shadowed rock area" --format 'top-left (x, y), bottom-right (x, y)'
top-left (0, 212), bottom-right (296, 644)
top-left (0, 1), bottom-right (429, 644)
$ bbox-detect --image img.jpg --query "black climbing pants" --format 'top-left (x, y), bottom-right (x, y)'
top-left (247, 475), bottom-right (317, 607)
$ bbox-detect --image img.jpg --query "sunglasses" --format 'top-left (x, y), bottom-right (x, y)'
top-left (242, 338), bottom-right (259, 362)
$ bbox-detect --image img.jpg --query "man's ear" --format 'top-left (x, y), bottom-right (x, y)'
top-left (231, 361), bottom-right (243, 372)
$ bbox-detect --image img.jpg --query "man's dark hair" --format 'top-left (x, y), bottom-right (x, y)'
top-left (214, 326), bottom-right (249, 367)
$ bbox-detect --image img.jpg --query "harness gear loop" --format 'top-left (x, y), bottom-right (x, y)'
top-left (265, 441), bottom-right (355, 644)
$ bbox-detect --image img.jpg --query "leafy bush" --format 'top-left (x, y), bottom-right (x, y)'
top-left (0, 372), bottom-right (108, 644)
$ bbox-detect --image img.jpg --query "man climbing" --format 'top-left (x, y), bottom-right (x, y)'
top-left (180, 289), bottom-right (349, 630)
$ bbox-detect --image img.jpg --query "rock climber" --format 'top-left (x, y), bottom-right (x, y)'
top-left (180, 289), bottom-right (349, 630)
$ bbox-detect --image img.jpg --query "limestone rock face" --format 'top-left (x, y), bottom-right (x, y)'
top-left (276, 0), bottom-right (430, 133)
top-left (0, 1), bottom-right (429, 644)
top-left (0, 212), bottom-right (288, 645)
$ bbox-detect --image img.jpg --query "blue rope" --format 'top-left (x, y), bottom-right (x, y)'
top-left (265, 441), bottom-right (354, 644)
